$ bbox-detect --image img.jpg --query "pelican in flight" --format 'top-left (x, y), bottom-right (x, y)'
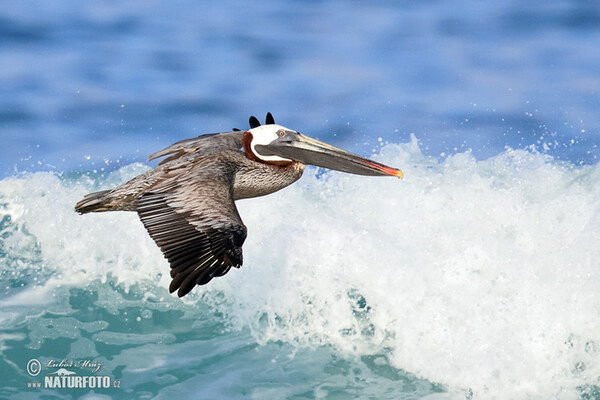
top-left (75, 113), bottom-right (403, 297)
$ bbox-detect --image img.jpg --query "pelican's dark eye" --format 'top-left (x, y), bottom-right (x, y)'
top-left (277, 130), bottom-right (286, 137)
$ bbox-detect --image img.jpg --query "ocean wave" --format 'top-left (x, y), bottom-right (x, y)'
top-left (1, 137), bottom-right (599, 399)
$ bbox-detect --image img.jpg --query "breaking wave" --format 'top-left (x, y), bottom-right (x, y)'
top-left (1, 137), bottom-right (599, 399)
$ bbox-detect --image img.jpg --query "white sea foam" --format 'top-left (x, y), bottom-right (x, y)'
top-left (1, 137), bottom-right (599, 399)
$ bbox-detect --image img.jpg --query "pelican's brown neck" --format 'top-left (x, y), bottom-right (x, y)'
top-left (242, 131), bottom-right (261, 162)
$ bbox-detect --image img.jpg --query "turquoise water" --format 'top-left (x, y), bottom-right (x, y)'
top-left (1, 1), bottom-right (600, 399)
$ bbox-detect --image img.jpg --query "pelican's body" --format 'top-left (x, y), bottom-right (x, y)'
top-left (76, 113), bottom-right (402, 297)
top-left (79, 130), bottom-right (305, 212)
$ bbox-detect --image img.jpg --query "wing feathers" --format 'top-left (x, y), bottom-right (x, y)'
top-left (137, 183), bottom-right (247, 297)
top-left (147, 131), bottom-right (243, 164)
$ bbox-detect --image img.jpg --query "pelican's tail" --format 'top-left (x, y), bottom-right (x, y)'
top-left (74, 190), bottom-right (113, 214)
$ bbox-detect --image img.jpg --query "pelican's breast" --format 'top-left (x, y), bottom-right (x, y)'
top-left (233, 162), bottom-right (305, 200)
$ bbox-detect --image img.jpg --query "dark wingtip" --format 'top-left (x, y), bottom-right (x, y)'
top-left (232, 128), bottom-right (241, 132)
top-left (249, 116), bottom-right (261, 129)
top-left (170, 281), bottom-right (190, 297)
top-left (177, 284), bottom-right (193, 297)
top-left (265, 112), bottom-right (275, 125)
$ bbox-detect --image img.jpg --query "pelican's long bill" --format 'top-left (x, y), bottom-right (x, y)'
top-left (255, 131), bottom-right (404, 178)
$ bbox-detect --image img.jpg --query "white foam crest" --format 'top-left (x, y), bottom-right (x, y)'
top-left (211, 138), bottom-right (600, 399)
top-left (0, 165), bottom-right (171, 298)
top-left (1, 139), bottom-right (599, 398)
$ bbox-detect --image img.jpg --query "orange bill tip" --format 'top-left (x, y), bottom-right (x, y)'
top-left (385, 167), bottom-right (403, 179)
top-left (362, 160), bottom-right (404, 179)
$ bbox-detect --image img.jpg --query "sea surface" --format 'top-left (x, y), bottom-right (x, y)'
top-left (1, 1), bottom-right (600, 399)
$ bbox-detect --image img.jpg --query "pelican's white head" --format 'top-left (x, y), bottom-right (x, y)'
top-left (243, 124), bottom-right (295, 164)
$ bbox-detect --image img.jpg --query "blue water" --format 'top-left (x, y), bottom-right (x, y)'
top-left (1, 1), bottom-right (600, 399)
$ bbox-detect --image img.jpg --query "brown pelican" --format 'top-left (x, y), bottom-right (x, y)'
top-left (75, 113), bottom-right (403, 297)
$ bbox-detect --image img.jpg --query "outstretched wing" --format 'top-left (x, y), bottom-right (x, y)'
top-left (136, 165), bottom-right (247, 297)
top-left (148, 131), bottom-right (243, 165)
